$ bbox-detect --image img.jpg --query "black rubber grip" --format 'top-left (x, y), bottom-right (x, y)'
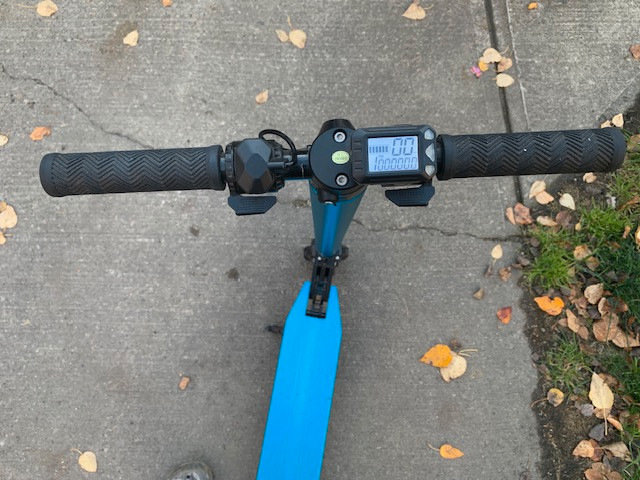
top-left (40, 146), bottom-right (225, 197)
top-left (437, 128), bottom-right (626, 180)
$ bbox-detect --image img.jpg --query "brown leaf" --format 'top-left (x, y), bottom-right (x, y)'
top-left (619, 195), bottom-right (640, 210)
top-left (573, 245), bottom-right (592, 260)
top-left (514, 203), bottom-right (533, 225)
top-left (585, 284), bottom-right (604, 304)
top-left (255, 89), bottom-right (269, 104)
top-left (275, 29), bottom-right (289, 42)
top-left (505, 207), bottom-right (516, 225)
top-left (572, 439), bottom-right (595, 458)
top-left (0, 204), bottom-right (18, 229)
top-left (495, 73), bottom-right (515, 88)
top-left (601, 120), bottom-right (612, 129)
top-left (123, 30), bottom-right (139, 46)
top-left (555, 210), bottom-right (573, 228)
top-left (566, 309), bottom-right (583, 332)
top-left (547, 388), bottom-right (565, 407)
top-left (473, 287), bottom-right (485, 300)
top-left (402, 1), bottom-right (427, 20)
top-left (496, 57), bottom-right (513, 72)
top-left (491, 244), bottom-right (503, 259)
top-left (29, 126), bottom-right (51, 141)
top-left (606, 416), bottom-right (623, 431)
top-left (289, 29), bottom-right (307, 49)
top-left (439, 353), bottom-right (467, 382)
top-left (0, 232), bottom-right (6, 245)
top-left (585, 256), bottom-right (600, 271)
top-left (601, 442), bottom-right (631, 462)
top-left (536, 216), bottom-right (558, 227)
top-left (583, 172), bottom-right (597, 183)
top-left (623, 225), bottom-right (631, 239)
top-left (420, 344), bottom-right (453, 368)
top-left (635, 226), bottom-right (640, 247)
top-left (37, 0), bottom-right (58, 17)
top-left (589, 372), bottom-right (614, 410)
top-left (497, 306), bottom-right (512, 324)
top-left (534, 296), bottom-right (564, 316)
top-left (611, 114), bottom-right (624, 128)
top-left (498, 267), bottom-right (511, 282)
top-left (439, 444), bottom-right (464, 459)
top-left (535, 191), bottom-right (555, 205)
top-left (178, 375), bottom-right (191, 390)
top-left (631, 44), bottom-right (640, 60)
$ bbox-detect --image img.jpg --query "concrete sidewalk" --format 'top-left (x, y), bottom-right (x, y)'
top-left (0, 1), bottom-right (638, 478)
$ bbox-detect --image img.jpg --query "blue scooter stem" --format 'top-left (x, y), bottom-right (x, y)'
top-left (256, 282), bottom-right (342, 479)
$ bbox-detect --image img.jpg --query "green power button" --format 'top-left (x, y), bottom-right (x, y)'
top-left (331, 150), bottom-right (350, 165)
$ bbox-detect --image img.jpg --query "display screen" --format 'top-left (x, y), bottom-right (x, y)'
top-left (367, 136), bottom-right (419, 173)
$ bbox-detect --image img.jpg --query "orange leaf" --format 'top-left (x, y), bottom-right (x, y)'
top-left (439, 444), bottom-right (464, 459)
top-left (178, 376), bottom-right (190, 390)
top-left (534, 296), bottom-right (564, 316)
top-left (29, 126), bottom-right (51, 141)
top-left (527, 2), bottom-right (538, 10)
top-left (496, 306), bottom-right (512, 324)
top-left (420, 344), bottom-right (453, 368)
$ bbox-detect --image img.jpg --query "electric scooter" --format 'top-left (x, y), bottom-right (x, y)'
top-left (39, 120), bottom-right (626, 479)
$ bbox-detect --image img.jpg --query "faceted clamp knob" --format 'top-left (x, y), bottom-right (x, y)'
top-left (233, 139), bottom-right (275, 194)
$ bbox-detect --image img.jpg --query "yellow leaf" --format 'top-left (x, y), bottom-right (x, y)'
top-left (0, 232), bottom-right (6, 245)
top-left (635, 225), bottom-right (640, 247)
top-left (496, 306), bottom-right (512, 324)
top-left (547, 388), bottom-right (565, 407)
top-left (558, 193), bottom-right (576, 210)
top-left (77, 451), bottom-right (97, 473)
top-left (495, 73), bottom-right (515, 88)
top-left (611, 114), bottom-right (624, 128)
top-left (528, 180), bottom-right (546, 198)
top-left (589, 372), bottom-right (614, 410)
top-left (607, 416), bottom-right (623, 432)
top-left (473, 287), bottom-right (485, 300)
top-left (255, 89), bottom-right (269, 104)
top-left (535, 191), bottom-right (555, 205)
top-left (439, 444), bottom-right (464, 459)
top-left (289, 29), bottom-right (306, 49)
top-left (572, 439), bottom-right (595, 458)
top-left (275, 29), bottom-right (289, 43)
top-left (536, 216), bottom-right (558, 227)
top-left (123, 30), bottom-right (139, 47)
top-left (402, 2), bottom-right (426, 20)
top-left (534, 296), bottom-right (564, 315)
top-left (601, 120), bottom-right (612, 128)
top-left (527, 2), bottom-right (538, 10)
top-left (29, 126), bottom-right (51, 141)
top-left (505, 207), bottom-right (516, 225)
top-left (420, 344), bottom-right (453, 368)
top-left (583, 172), bottom-right (597, 183)
top-left (477, 60), bottom-right (489, 72)
top-left (37, 0), bottom-right (58, 17)
top-left (497, 57), bottom-right (513, 72)
top-left (0, 134), bottom-right (8, 147)
top-left (162, 0), bottom-right (172, 6)
top-left (573, 244), bottom-right (592, 260)
top-left (0, 204), bottom-right (18, 229)
top-left (491, 244), bottom-right (503, 259)
top-left (440, 352), bottom-right (467, 382)
top-left (584, 283), bottom-right (604, 304)
top-left (178, 375), bottom-right (190, 390)
top-left (480, 47), bottom-right (502, 64)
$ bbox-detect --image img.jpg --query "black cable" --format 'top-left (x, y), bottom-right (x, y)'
top-left (259, 129), bottom-right (297, 167)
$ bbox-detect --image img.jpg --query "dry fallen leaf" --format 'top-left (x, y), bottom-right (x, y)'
top-left (162, 0), bottom-right (172, 6)
top-left (590, 372), bottom-right (614, 411)
top-left (631, 45), bottom-right (640, 60)
top-left (495, 73), bottom-right (515, 88)
top-left (635, 226), bottom-right (640, 247)
top-left (514, 203), bottom-right (533, 225)
top-left (606, 416), bottom-right (623, 432)
top-left (255, 90), bottom-right (269, 105)
top-left (178, 375), bottom-right (191, 390)
top-left (573, 439), bottom-right (595, 458)
top-left (439, 444), bottom-right (464, 459)
top-left (496, 306), bottom-right (512, 324)
top-left (528, 2), bottom-right (538, 9)
top-left (420, 344), bottom-right (453, 368)
top-left (477, 60), bottom-right (489, 72)
top-left (29, 126), bottom-right (51, 141)
top-left (622, 225), bottom-right (631, 239)
top-left (574, 244), bottom-right (592, 260)
top-left (505, 207), bottom-right (516, 225)
top-left (535, 191), bottom-right (555, 205)
top-left (584, 284), bottom-right (604, 305)
top-left (537, 216), bottom-right (558, 227)
top-left (528, 180), bottom-right (546, 198)
top-left (611, 114), bottom-right (624, 128)
top-left (498, 267), bottom-right (511, 282)
top-left (77, 450), bottom-right (97, 473)
top-left (123, 30), bottom-right (139, 46)
top-left (583, 172), bottom-right (597, 183)
top-left (473, 287), bottom-right (485, 300)
top-left (534, 296), bottom-right (564, 316)
top-left (497, 57), bottom-right (513, 73)
top-left (440, 352), bottom-right (467, 382)
top-left (601, 120), bottom-right (612, 129)
top-left (289, 29), bottom-right (307, 49)
top-left (559, 193), bottom-right (576, 210)
top-left (491, 244), bottom-right (503, 260)
top-left (0, 134), bottom-right (8, 147)
top-left (37, 0), bottom-right (58, 17)
top-left (0, 204), bottom-right (18, 229)
top-left (275, 29), bottom-right (289, 42)
top-left (585, 256), bottom-right (600, 271)
top-left (547, 388), bottom-right (565, 407)
top-left (602, 442), bottom-right (631, 462)
top-left (480, 47), bottom-right (502, 64)
top-left (0, 232), bottom-right (6, 245)
top-left (402, 1), bottom-right (427, 20)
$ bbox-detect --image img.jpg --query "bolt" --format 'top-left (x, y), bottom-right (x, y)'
top-left (333, 131), bottom-right (346, 143)
top-left (335, 174), bottom-right (349, 186)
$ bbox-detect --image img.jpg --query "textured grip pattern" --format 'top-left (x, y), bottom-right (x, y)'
top-left (40, 146), bottom-right (224, 197)
top-left (437, 128), bottom-right (626, 180)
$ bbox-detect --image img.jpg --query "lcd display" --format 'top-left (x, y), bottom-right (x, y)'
top-left (367, 136), bottom-right (419, 173)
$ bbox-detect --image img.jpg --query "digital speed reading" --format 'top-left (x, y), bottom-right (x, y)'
top-left (367, 136), bottom-right (419, 173)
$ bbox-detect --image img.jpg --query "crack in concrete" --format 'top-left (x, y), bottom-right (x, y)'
top-left (1, 64), bottom-right (153, 150)
top-left (352, 217), bottom-right (522, 243)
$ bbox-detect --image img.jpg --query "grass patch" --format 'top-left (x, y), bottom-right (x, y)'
top-left (544, 334), bottom-right (592, 394)
top-left (525, 227), bottom-right (577, 289)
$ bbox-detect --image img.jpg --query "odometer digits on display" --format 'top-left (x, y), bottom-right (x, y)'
top-left (367, 136), bottom-right (418, 173)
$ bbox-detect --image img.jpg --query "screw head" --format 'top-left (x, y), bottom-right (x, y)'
top-left (335, 174), bottom-right (349, 186)
top-left (333, 131), bottom-right (346, 143)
